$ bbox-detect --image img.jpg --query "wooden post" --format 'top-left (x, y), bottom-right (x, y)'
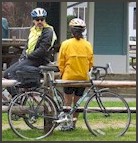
top-left (43, 71), bottom-right (54, 134)
top-left (43, 102), bottom-right (54, 135)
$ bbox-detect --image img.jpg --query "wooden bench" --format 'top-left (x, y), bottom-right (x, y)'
top-left (54, 79), bottom-right (136, 88)
top-left (2, 105), bottom-right (136, 113)
top-left (2, 79), bottom-right (136, 88)
top-left (2, 79), bottom-right (136, 113)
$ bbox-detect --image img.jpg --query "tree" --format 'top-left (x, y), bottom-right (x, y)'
top-left (2, 2), bottom-right (36, 27)
top-left (67, 15), bottom-right (76, 39)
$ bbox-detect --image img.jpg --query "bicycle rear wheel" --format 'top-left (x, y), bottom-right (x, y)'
top-left (84, 91), bottom-right (131, 137)
top-left (8, 91), bottom-right (58, 140)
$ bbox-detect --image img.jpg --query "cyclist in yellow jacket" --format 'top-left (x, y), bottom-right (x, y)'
top-left (58, 18), bottom-right (94, 130)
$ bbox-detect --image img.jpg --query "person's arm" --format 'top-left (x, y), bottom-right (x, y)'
top-left (19, 39), bottom-right (29, 61)
top-left (88, 44), bottom-right (94, 69)
top-left (57, 43), bottom-right (66, 76)
top-left (27, 28), bottom-right (53, 59)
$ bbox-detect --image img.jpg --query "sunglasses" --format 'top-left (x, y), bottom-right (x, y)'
top-left (34, 17), bottom-right (45, 21)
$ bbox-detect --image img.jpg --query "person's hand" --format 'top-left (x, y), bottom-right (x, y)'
top-left (18, 58), bottom-right (24, 63)
top-left (18, 55), bottom-right (27, 62)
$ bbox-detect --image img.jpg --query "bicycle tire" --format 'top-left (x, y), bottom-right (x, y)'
top-left (40, 87), bottom-right (64, 108)
top-left (8, 91), bottom-right (58, 140)
top-left (84, 91), bottom-right (131, 137)
top-left (22, 92), bottom-right (44, 130)
top-left (23, 91), bottom-right (60, 129)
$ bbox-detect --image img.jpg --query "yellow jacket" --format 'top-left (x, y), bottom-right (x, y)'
top-left (58, 38), bottom-right (94, 80)
top-left (26, 23), bottom-right (57, 55)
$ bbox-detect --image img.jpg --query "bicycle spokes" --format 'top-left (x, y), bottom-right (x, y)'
top-left (84, 91), bottom-right (131, 137)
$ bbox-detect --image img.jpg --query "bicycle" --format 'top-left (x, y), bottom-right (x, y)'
top-left (7, 65), bottom-right (64, 139)
top-left (8, 64), bottom-right (131, 140)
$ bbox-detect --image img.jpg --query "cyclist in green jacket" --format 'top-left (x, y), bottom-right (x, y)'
top-left (4, 7), bottom-right (57, 96)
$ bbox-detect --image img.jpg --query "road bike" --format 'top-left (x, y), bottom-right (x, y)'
top-left (8, 64), bottom-right (131, 140)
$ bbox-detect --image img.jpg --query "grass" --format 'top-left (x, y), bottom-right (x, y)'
top-left (2, 124), bottom-right (136, 141)
top-left (2, 101), bottom-right (136, 141)
top-left (79, 97), bottom-right (136, 107)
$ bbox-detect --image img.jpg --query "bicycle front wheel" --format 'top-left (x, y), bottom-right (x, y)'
top-left (84, 91), bottom-right (131, 137)
top-left (8, 91), bottom-right (58, 140)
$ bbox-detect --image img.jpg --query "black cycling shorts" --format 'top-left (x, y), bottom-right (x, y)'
top-left (63, 87), bottom-right (85, 97)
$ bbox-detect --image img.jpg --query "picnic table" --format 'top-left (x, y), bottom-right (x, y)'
top-left (2, 38), bottom-right (26, 69)
top-left (129, 51), bottom-right (136, 70)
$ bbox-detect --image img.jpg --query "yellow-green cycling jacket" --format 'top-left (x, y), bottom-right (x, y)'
top-left (58, 38), bottom-right (94, 80)
top-left (20, 23), bottom-right (57, 65)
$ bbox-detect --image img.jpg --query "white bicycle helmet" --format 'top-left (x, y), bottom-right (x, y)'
top-left (69, 18), bottom-right (86, 27)
top-left (31, 8), bottom-right (47, 18)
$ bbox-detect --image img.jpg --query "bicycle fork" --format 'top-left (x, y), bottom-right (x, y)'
top-left (95, 93), bottom-right (110, 117)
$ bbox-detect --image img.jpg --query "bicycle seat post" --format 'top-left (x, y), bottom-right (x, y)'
top-left (49, 71), bottom-right (55, 82)
top-left (42, 71), bottom-right (49, 87)
top-left (39, 65), bottom-right (59, 94)
top-left (40, 66), bottom-right (56, 97)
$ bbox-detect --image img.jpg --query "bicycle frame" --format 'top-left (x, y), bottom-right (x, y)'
top-left (64, 80), bottom-right (110, 116)
top-left (42, 69), bottom-right (111, 117)
top-left (68, 86), bottom-right (93, 115)
top-left (41, 71), bottom-right (64, 110)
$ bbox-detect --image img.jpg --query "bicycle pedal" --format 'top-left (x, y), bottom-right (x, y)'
top-left (53, 118), bottom-right (67, 123)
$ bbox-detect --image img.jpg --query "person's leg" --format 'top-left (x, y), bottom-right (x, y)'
top-left (73, 87), bottom-right (85, 127)
top-left (3, 61), bottom-right (20, 97)
top-left (60, 87), bottom-right (74, 130)
top-left (63, 87), bottom-right (74, 107)
top-left (64, 94), bottom-right (73, 106)
top-left (3, 59), bottom-right (38, 79)
top-left (3, 59), bottom-right (39, 96)
top-left (73, 95), bottom-right (81, 126)
top-left (3, 61), bottom-right (20, 79)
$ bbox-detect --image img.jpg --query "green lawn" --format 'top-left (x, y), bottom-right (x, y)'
top-left (2, 114), bottom-right (136, 141)
top-left (2, 101), bottom-right (136, 141)
top-left (2, 126), bottom-right (136, 141)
